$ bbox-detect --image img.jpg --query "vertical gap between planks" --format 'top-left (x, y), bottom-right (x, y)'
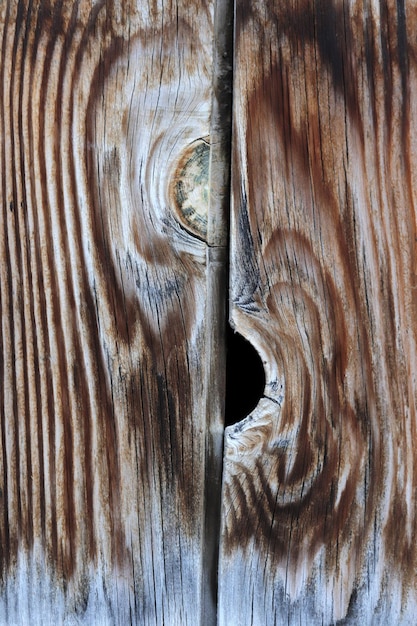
top-left (201, 0), bottom-right (234, 622)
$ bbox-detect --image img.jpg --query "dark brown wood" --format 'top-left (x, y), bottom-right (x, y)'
top-left (0, 2), bottom-right (223, 623)
top-left (219, 0), bottom-right (417, 623)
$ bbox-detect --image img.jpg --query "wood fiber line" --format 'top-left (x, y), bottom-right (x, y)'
top-left (0, 1), bottom-right (216, 623)
top-left (220, 0), bottom-right (417, 623)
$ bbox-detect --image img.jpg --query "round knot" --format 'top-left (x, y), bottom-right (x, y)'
top-left (170, 138), bottom-right (210, 240)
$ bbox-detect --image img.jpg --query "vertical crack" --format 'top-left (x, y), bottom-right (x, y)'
top-left (201, 0), bottom-right (234, 623)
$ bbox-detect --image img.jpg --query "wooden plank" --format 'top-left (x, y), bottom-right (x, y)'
top-left (220, 0), bottom-right (417, 623)
top-left (0, 1), bottom-right (222, 623)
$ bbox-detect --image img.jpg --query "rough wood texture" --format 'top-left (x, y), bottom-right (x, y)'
top-left (220, 0), bottom-right (417, 623)
top-left (0, 1), bottom-right (219, 623)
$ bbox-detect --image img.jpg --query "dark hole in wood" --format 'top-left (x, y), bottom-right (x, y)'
top-left (225, 324), bottom-right (265, 427)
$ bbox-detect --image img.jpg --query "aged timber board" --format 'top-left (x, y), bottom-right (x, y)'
top-left (219, 0), bottom-right (417, 624)
top-left (0, 1), bottom-right (225, 624)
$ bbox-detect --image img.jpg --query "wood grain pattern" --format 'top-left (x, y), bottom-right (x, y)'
top-left (0, 1), bottom-right (220, 623)
top-left (220, 0), bottom-right (417, 623)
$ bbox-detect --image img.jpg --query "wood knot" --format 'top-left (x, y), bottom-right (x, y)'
top-left (170, 138), bottom-right (210, 240)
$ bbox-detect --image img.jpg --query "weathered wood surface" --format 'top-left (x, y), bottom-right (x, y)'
top-left (0, 1), bottom-right (222, 623)
top-left (220, 0), bottom-right (417, 623)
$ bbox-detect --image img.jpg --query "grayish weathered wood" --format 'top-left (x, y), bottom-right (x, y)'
top-left (219, 0), bottom-right (417, 623)
top-left (0, 1), bottom-right (226, 623)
